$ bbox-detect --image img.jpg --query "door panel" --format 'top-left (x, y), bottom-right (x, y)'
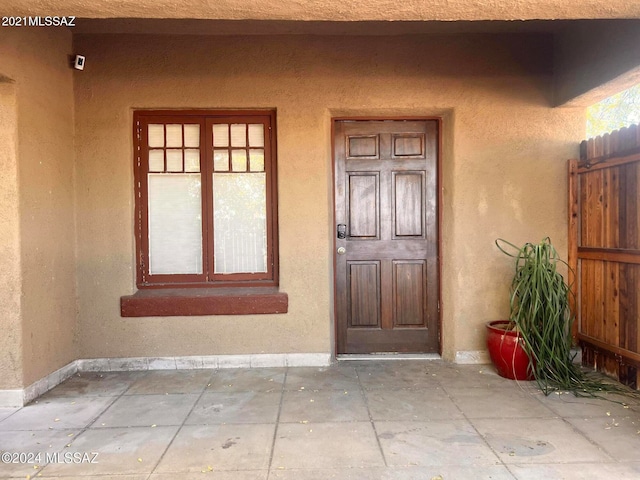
top-left (348, 173), bottom-right (379, 238)
top-left (348, 135), bottom-right (379, 158)
top-left (393, 172), bottom-right (424, 238)
top-left (335, 119), bottom-right (439, 354)
top-left (348, 261), bottom-right (381, 328)
top-left (392, 134), bottom-right (425, 158)
top-left (393, 260), bottom-right (427, 327)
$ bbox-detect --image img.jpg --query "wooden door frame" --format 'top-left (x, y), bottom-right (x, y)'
top-left (331, 116), bottom-right (443, 356)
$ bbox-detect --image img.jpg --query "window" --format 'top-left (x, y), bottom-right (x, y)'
top-left (133, 110), bottom-right (279, 288)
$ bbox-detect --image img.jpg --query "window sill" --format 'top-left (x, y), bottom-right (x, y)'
top-left (120, 287), bottom-right (288, 317)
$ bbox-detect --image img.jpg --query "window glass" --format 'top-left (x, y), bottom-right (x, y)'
top-left (248, 124), bottom-right (264, 147)
top-left (184, 124), bottom-right (200, 148)
top-left (166, 150), bottom-right (183, 172)
top-left (148, 124), bottom-right (164, 148)
top-left (231, 150), bottom-right (247, 172)
top-left (165, 124), bottom-right (183, 148)
top-left (213, 173), bottom-right (267, 274)
top-left (213, 124), bottom-right (229, 147)
top-left (149, 150), bottom-right (164, 172)
top-left (214, 150), bottom-right (230, 171)
top-left (184, 149), bottom-right (200, 172)
top-left (249, 149), bottom-right (265, 172)
top-left (148, 173), bottom-right (203, 275)
top-left (230, 124), bottom-right (247, 147)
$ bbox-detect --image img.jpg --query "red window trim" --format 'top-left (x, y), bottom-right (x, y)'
top-left (132, 109), bottom-right (280, 289)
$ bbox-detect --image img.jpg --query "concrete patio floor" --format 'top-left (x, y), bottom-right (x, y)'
top-left (1, 360), bottom-right (640, 479)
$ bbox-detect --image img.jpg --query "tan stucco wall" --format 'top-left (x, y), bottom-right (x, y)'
top-left (73, 33), bottom-right (583, 360)
top-left (0, 80), bottom-right (23, 389)
top-left (0, 29), bottom-right (77, 388)
top-left (555, 20), bottom-right (640, 106)
top-left (5, 0), bottom-right (640, 21)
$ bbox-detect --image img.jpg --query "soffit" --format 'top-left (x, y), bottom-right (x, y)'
top-left (69, 18), bottom-right (631, 36)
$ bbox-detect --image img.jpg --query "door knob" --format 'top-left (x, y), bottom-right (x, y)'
top-left (337, 247), bottom-right (346, 255)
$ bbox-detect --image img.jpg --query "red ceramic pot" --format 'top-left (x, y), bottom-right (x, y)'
top-left (486, 320), bottom-right (534, 381)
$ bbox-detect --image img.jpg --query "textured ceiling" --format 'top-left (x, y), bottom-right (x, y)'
top-left (4, 0), bottom-right (640, 22)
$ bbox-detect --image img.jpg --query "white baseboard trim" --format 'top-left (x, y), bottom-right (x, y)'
top-left (77, 353), bottom-right (331, 371)
top-left (0, 361), bottom-right (78, 408)
top-left (0, 353), bottom-right (331, 407)
top-left (455, 350), bottom-right (491, 365)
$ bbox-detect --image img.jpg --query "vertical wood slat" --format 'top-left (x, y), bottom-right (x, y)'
top-left (618, 264), bottom-right (639, 354)
top-left (602, 132), bottom-right (618, 249)
top-left (636, 264), bottom-right (640, 360)
top-left (628, 162), bottom-right (639, 249)
top-left (603, 261), bottom-right (619, 348)
top-left (581, 260), bottom-right (592, 338)
top-left (575, 124), bottom-right (640, 389)
top-left (568, 159), bottom-right (579, 341)
top-left (584, 170), bottom-right (604, 248)
top-left (593, 260), bottom-right (604, 343)
top-left (593, 132), bottom-right (604, 249)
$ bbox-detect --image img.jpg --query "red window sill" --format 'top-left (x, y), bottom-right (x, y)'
top-left (120, 287), bottom-right (288, 317)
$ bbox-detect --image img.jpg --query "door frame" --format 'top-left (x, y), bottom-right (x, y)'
top-left (331, 116), bottom-right (443, 356)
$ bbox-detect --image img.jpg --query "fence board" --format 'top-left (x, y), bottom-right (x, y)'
top-left (584, 170), bottom-right (604, 247)
top-left (603, 261), bottom-right (619, 347)
top-left (604, 167), bottom-right (620, 248)
top-left (619, 263), bottom-right (639, 353)
top-left (581, 259), bottom-right (592, 338)
top-left (568, 158), bottom-right (579, 341)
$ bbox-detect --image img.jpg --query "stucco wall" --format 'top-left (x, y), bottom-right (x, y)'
top-left (0, 80), bottom-right (22, 389)
top-left (0, 29), bottom-right (77, 388)
top-left (73, 33), bottom-right (582, 360)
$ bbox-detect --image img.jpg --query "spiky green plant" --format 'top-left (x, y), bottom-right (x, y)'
top-left (496, 238), bottom-right (636, 398)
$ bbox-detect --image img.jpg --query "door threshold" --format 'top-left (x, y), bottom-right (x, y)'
top-left (336, 353), bottom-right (442, 361)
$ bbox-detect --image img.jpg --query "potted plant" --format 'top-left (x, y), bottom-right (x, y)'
top-left (486, 319), bottom-right (534, 381)
top-left (489, 237), bottom-right (640, 399)
top-left (488, 238), bottom-right (573, 390)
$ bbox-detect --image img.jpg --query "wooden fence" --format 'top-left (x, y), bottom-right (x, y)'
top-left (568, 124), bottom-right (640, 388)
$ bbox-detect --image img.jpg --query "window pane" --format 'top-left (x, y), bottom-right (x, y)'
top-left (149, 150), bottom-right (164, 172)
top-left (249, 149), bottom-right (264, 172)
top-left (184, 149), bottom-right (200, 172)
top-left (248, 124), bottom-right (264, 147)
top-left (166, 124), bottom-right (182, 147)
top-left (213, 173), bottom-right (267, 274)
top-left (213, 124), bottom-right (229, 147)
top-left (148, 124), bottom-right (164, 148)
top-left (148, 174), bottom-right (202, 275)
top-left (184, 124), bottom-right (200, 148)
top-left (166, 150), bottom-right (183, 172)
top-left (231, 150), bottom-right (247, 172)
top-left (214, 150), bottom-right (229, 171)
top-left (230, 124), bottom-right (247, 147)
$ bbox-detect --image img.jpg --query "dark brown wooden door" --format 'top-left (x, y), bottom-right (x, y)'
top-left (334, 120), bottom-right (439, 354)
